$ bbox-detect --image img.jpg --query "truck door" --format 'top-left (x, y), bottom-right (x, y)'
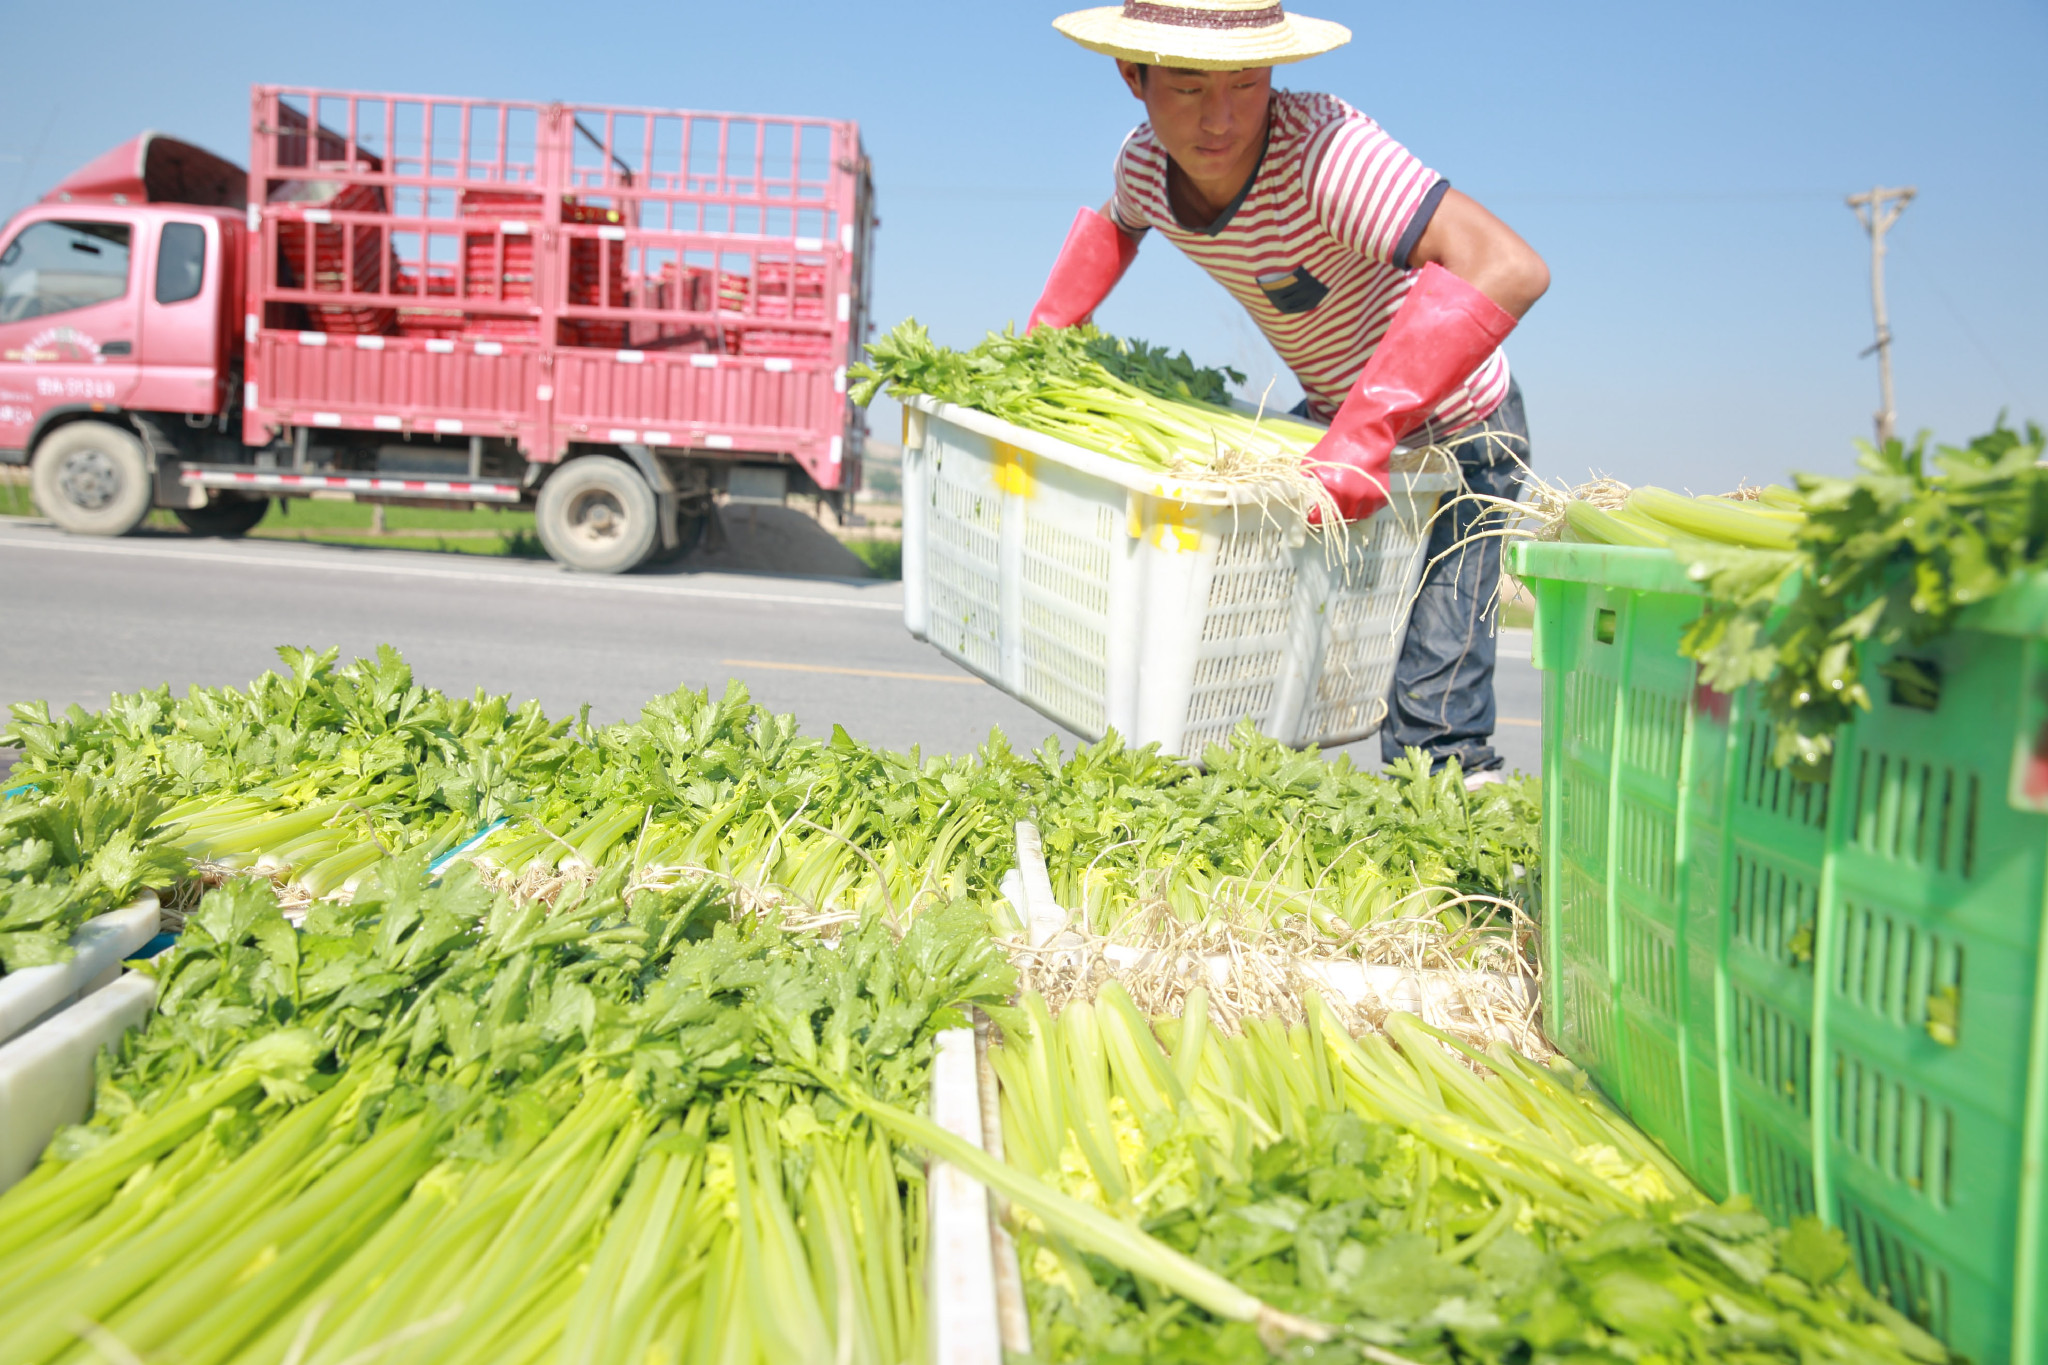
top-left (131, 217), bottom-right (221, 417)
top-left (0, 214), bottom-right (144, 454)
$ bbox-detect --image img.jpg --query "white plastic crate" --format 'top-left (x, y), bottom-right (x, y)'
top-left (927, 1020), bottom-right (1034, 1361)
top-left (0, 894), bottom-right (159, 1048)
top-left (926, 1027), bottom-right (1005, 1365)
top-left (0, 971), bottom-right (155, 1191)
top-left (899, 396), bottom-right (1455, 756)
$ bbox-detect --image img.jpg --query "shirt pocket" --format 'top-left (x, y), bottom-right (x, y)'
top-left (1255, 265), bottom-right (1330, 315)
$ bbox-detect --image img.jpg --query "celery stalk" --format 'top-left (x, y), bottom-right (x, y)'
top-left (850, 1093), bottom-right (1330, 1344)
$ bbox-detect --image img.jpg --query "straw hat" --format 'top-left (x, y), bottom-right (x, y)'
top-left (1053, 1), bottom-right (1351, 70)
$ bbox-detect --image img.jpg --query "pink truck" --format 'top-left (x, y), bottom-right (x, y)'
top-left (0, 85), bottom-right (875, 572)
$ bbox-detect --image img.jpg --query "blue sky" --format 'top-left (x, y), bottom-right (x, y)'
top-left (3, 1), bottom-right (2041, 491)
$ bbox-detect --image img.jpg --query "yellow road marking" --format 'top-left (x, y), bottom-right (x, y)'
top-left (722, 658), bottom-right (983, 685)
top-left (1497, 717), bottom-right (1541, 728)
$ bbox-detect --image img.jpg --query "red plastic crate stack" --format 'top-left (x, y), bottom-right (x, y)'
top-left (679, 266), bottom-right (759, 355)
top-left (622, 263), bottom-right (707, 352)
top-left (755, 260), bottom-right (826, 313)
top-left (736, 258), bottom-right (831, 358)
top-left (280, 179), bottom-right (396, 336)
top-left (464, 195), bottom-right (537, 300)
top-left (560, 199), bottom-right (628, 349)
top-left (383, 190), bottom-right (629, 346)
top-left (392, 264), bottom-right (464, 340)
top-left (638, 261), bottom-right (681, 312)
top-left (714, 270), bottom-right (748, 355)
top-left (723, 272), bottom-right (752, 312)
top-left (451, 189), bottom-right (542, 342)
top-left (387, 188), bottom-right (537, 341)
top-left (737, 330), bottom-right (835, 358)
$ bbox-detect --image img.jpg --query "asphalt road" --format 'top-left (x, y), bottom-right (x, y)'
top-left (0, 517), bottom-right (1542, 775)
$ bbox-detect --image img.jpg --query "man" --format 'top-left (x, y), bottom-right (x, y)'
top-left (1030, 0), bottom-right (1548, 785)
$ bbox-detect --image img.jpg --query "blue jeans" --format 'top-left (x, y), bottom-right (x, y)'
top-left (1294, 379), bottom-right (1532, 773)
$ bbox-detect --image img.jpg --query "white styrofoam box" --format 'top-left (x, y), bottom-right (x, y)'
top-left (0, 894), bottom-right (160, 1048)
top-left (975, 1023), bottom-right (1035, 1356)
top-left (927, 1027), bottom-right (1002, 1365)
top-left (899, 396), bottom-right (1455, 757)
top-left (0, 971), bottom-right (156, 1191)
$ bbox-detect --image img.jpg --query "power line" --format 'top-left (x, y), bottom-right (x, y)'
top-left (9, 103), bottom-right (63, 206)
top-left (882, 184), bottom-right (1846, 205)
top-left (885, 186), bottom-right (1097, 202)
top-left (1890, 237), bottom-right (2024, 400)
top-left (1484, 189), bottom-right (1839, 205)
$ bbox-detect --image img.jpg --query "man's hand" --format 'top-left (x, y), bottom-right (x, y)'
top-left (1306, 431), bottom-right (1396, 523)
top-left (1027, 206), bottom-right (1140, 332)
top-left (1305, 263), bottom-right (1520, 523)
top-left (1308, 192), bottom-right (1544, 522)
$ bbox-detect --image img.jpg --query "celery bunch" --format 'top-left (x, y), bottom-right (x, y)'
top-left (984, 986), bottom-right (1951, 1364)
top-left (851, 321), bottom-right (1326, 474)
top-left (453, 692), bottom-right (1538, 957)
top-left (4, 648), bottom-right (1545, 975)
top-left (4, 645), bottom-right (569, 894)
top-left (0, 773), bottom-right (183, 972)
top-left (1033, 737), bottom-right (1538, 943)
top-left (1553, 419), bottom-right (2047, 771)
top-left (0, 862), bottom-right (1011, 1363)
top-left (461, 683), bottom-right (1027, 920)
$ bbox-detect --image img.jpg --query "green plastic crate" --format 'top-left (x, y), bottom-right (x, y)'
top-left (1510, 539), bottom-right (2048, 1365)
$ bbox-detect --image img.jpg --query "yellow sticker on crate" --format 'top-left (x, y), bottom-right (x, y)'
top-left (992, 440), bottom-right (1034, 497)
top-left (1133, 492), bottom-right (1201, 553)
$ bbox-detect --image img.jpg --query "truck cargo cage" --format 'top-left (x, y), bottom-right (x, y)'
top-left (243, 86), bottom-right (874, 492)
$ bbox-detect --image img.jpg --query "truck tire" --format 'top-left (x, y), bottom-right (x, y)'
top-left (30, 421), bottom-right (153, 537)
top-left (535, 457), bottom-right (658, 574)
top-left (174, 496), bottom-right (270, 537)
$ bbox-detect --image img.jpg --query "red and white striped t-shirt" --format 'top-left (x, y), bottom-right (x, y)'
top-left (1110, 90), bottom-right (1510, 440)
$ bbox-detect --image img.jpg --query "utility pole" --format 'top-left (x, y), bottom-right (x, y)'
top-left (1847, 185), bottom-right (1915, 447)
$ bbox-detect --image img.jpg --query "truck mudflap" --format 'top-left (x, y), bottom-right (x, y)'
top-left (178, 465), bottom-right (523, 503)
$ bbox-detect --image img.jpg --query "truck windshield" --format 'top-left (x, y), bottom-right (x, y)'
top-left (0, 220), bottom-right (133, 323)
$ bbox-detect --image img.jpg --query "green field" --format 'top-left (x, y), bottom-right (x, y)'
top-left (0, 481), bottom-right (549, 556)
top-left (235, 498), bottom-right (546, 557)
top-left (843, 537), bottom-right (902, 579)
top-left (5, 479), bottom-right (530, 527)
top-left (0, 481), bottom-right (908, 573)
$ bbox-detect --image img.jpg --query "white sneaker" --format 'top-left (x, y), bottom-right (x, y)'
top-left (1463, 769), bottom-right (1508, 792)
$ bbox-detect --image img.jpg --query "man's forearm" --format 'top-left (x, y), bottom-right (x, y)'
top-left (1409, 188), bottom-right (1549, 319)
top-left (1027, 206), bottom-right (1142, 332)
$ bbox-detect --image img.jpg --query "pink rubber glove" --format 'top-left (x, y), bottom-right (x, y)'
top-left (1027, 207), bottom-right (1140, 332)
top-left (1306, 263), bottom-right (1518, 523)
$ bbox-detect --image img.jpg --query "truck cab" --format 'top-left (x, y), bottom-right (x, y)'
top-left (0, 135), bottom-right (254, 535)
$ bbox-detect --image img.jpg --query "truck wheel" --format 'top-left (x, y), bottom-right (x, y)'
top-left (535, 457), bottom-right (658, 574)
top-left (30, 422), bottom-right (152, 537)
top-left (174, 496), bottom-right (270, 537)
